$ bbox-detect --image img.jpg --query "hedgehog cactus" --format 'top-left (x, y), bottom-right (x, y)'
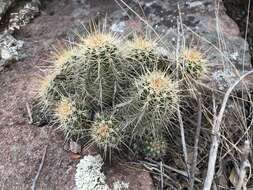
top-left (38, 47), bottom-right (82, 107)
top-left (132, 135), bottom-right (167, 159)
top-left (53, 48), bottom-right (77, 71)
top-left (180, 48), bottom-right (206, 79)
top-left (124, 70), bottom-right (179, 135)
top-left (38, 71), bottom-right (74, 108)
top-left (54, 97), bottom-right (89, 136)
top-left (80, 32), bottom-right (125, 108)
top-left (35, 27), bottom-right (208, 159)
top-left (143, 136), bottom-right (167, 159)
top-left (90, 115), bottom-right (122, 152)
top-left (125, 36), bottom-right (158, 74)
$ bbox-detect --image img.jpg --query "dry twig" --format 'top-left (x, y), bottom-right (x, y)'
top-left (26, 102), bottom-right (33, 124)
top-left (190, 96), bottom-right (202, 189)
top-left (31, 145), bottom-right (48, 190)
top-left (203, 70), bottom-right (253, 190)
top-left (177, 105), bottom-right (190, 181)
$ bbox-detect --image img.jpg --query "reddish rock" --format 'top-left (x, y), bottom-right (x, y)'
top-left (106, 164), bottom-right (155, 190)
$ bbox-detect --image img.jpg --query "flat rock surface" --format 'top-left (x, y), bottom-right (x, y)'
top-left (109, 0), bottom-right (252, 90)
top-left (0, 0), bottom-right (251, 189)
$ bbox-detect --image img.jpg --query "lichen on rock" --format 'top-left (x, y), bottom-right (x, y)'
top-left (75, 155), bottom-right (109, 190)
top-left (0, 33), bottom-right (24, 71)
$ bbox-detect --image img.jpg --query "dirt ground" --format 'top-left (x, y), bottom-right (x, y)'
top-left (0, 0), bottom-right (154, 189)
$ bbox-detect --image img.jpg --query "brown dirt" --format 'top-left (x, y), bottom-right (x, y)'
top-left (0, 0), bottom-right (154, 189)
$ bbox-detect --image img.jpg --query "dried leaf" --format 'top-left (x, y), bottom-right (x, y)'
top-left (229, 168), bottom-right (239, 187)
top-left (70, 153), bottom-right (81, 160)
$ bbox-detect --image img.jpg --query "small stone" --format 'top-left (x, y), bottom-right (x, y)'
top-left (110, 21), bottom-right (126, 33)
top-left (187, 1), bottom-right (203, 8)
top-left (70, 140), bottom-right (81, 154)
top-left (1, 48), bottom-right (12, 60)
top-left (0, 33), bottom-right (25, 69)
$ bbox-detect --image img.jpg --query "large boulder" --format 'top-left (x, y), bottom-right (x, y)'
top-left (109, 0), bottom-right (253, 91)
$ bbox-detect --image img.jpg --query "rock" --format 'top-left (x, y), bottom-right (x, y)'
top-left (1, 48), bottom-right (12, 60)
top-left (75, 155), bottom-right (109, 190)
top-left (0, 0), bottom-right (41, 71)
top-left (106, 164), bottom-right (155, 190)
top-left (109, 0), bottom-right (252, 91)
top-left (186, 1), bottom-right (204, 8)
top-left (7, 2), bottom-right (40, 34)
top-left (110, 21), bottom-right (127, 33)
top-left (0, 0), bottom-right (16, 21)
top-left (0, 33), bottom-right (25, 70)
top-left (70, 140), bottom-right (81, 154)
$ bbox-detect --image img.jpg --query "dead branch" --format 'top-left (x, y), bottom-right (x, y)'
top-left (203, 70), bottom-right (253, 190)
top-left (26, 102), bottom-right (33, 124)
top-left (31, 145), bottom-right (48, 190)
top-left (177, 105), bottom-right (190, 181)
top-left (190, 96), bottom-right (202, 190)
top-left (142, 160), bottom-right (202, 183)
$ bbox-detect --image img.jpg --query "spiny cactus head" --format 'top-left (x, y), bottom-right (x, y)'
top-left (143, 137), bottom-right (167, 159)
top-left (135, 70), bottom-right (179, 106)
top-left (53, 48), bottom-right (77, 69)
top-left (54, 97), bottom-right (76, 124)
top-left (132, 135), bottom-right (167, 159)
top-left (180, 48), bottom-right (206, 79)
top-left (82, 32), bottom-right (119, 49)
top-left (125, 37), bottom-right (156, 61)
top-left (124, 36), bottom-right (161, 75)
top-left (90, 117), bottom-right (121, 151)
top-left (128, 37), bottom-right (155, 51)
top-left (124, 71), bottom-right (179, 136)
top-left (78, 31), bottom-right (125, 108)
top-left (53, 97), bottom-right (90, 137)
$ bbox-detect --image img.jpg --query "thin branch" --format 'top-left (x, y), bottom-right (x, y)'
top-left (177, 105), bottom-right (190, 181)
top-left (31, 145), bottom-right (48, 190)
top-left (190, 96), bottom-right (202, 190)
top-left (160, 161), bottom-right (164, 189)
top-left (142, 160), bottom-right (202, 183)
top-left (242, 0), bottom-right (251, 70)
top-left (26, 102), bottom-right (33, 124)
top-left (203, 70), bottom-right (253, 190)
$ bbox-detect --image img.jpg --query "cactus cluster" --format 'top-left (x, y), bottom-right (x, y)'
top-left (36, 28), bottom-right (207, 159)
